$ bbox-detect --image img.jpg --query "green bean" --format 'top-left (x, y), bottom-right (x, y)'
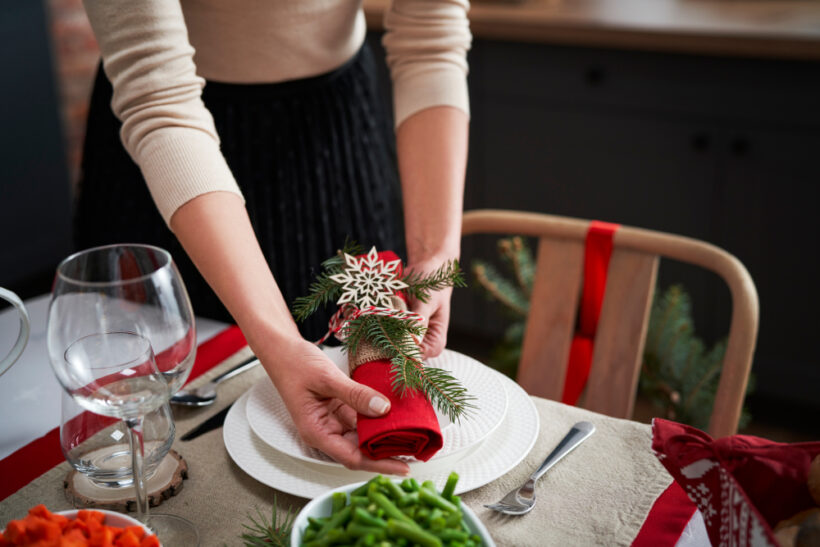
top-left (368, 490), bottom-right (416, 526)
top-left (436, 528), bottom-right (469, 542)
top-left (332, 491), bottom-right (348, 514)
top-left (441, 472), bottom-right (459, 500)
top-left (308, 516), bottom-right (327, 530)
top-left (386, 519), bottom-right (442, 547)
top-left (350, 495), bottom-right (370, 507)
top-left (316, 506), bottom-right (352, 539)
top-left (379, 477), bottom-right (407, 502)
top-left (303, 528), bottom-right (318, 542)
top-left (352, 477), bottom-right (380, 497)
top-left (353, 507), bottom-right (388, 529)
top-left (397, 492), bottom-right (419, 507)
top-left (347, 522), bottom-right (387, 540)
top-left (421, 480), bottom-right (436, 492)
top-left (419, 487), bottom-right (460, 514)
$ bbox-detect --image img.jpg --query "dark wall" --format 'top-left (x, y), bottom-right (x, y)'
top-left (0, 0), bottom-right (72, 297)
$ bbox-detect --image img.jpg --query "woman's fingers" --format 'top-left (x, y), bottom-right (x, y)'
top-left (315, 433), bottom-right (410, 476)
top-left (321, 368), bottom-right (391, 418)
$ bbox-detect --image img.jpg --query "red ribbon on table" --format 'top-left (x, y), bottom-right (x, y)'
top-left (561, 221), bottom-right (620, 405)
top-left (333, 250), bottom-right (442, 462)
top-left (652, 418), bottom-right (820, 547)
top-left (0, 325), bottom-right (247, 502)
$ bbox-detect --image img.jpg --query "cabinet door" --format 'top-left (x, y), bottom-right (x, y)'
top-left (454, 101), bottom-right (727, 340)
top-left (721, 130), bottom-right (820, 406)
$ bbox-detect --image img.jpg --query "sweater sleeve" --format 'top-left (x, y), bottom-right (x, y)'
top-left (382, 0), bottom-right (471, 128)
top-left (82, 0), bottom-right (244, 226)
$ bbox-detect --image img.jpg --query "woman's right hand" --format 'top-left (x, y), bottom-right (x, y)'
top-left (259, 337), bottom-right (411, 476)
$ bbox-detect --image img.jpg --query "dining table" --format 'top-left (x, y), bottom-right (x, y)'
top-left (0, 295), bottom-right (708, 546)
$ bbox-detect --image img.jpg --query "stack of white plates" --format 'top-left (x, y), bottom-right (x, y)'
top-left (223, 348), bottom-right (539, 498)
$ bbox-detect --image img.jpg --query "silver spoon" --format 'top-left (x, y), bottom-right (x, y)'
top-left (170, 356), bottom-right (259, 406)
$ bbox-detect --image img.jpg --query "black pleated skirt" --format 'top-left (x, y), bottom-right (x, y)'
top-left (75, 44), bottom-right (404, 340)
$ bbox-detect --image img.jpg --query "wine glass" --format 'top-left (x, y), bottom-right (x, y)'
top-left (47, 244), bottom-right (198, 544)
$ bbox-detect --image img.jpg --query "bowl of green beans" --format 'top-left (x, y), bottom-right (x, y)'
top-left (291, 472), bottom-right (495, 547)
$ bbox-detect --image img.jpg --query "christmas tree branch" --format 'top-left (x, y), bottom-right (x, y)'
top-left (472, 262), bottom-right (529, 317)
top-left (499, 237), bottom-right (534, 297)
top-left (401, 260), bottom-right (466, 303)
top-left (238, 500), bottom-right (294, 547)
top-left (292, 274), bottom-right (341, 322)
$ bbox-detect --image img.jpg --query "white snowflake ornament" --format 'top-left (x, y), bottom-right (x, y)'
top-left (330, 247), bottom-right (408, 308)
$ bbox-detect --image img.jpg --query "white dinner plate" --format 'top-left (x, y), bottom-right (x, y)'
top-left (245, 348), bottom-right (508, 473)
top-left (223, 367), bottom-right (540, 498)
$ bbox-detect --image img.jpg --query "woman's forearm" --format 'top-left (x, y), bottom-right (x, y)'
top-left (396, 106), bottom-right (469, 264)
top-left (169, 191), bottom-right (300, 361)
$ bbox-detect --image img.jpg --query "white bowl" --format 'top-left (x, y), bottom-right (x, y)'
top-left (290, 479), bottom-right (496, 546)
top-left (56, 510), bottom-right (156, 543)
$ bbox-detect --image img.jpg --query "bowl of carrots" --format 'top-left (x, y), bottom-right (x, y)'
top-left (291, 472), bottom-right (494, 547)
top-left (0, 505), bottom-right (160, 547)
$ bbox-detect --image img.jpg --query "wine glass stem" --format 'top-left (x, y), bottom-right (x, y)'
top-left (125, 416), bottom-right (150, 524)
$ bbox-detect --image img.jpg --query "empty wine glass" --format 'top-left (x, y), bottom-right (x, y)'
top-left (47, 244), bottom-right (198, 544)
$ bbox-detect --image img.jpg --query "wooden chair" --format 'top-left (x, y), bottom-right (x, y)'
top-left (461, 209), bottom-right (759, 438)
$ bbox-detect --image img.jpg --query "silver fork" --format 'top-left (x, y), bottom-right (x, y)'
top-left (485, 421), bottom-right (596, 515)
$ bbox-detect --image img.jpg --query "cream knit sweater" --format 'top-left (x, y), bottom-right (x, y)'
top-left (83, 0), bottom-right (471, 225)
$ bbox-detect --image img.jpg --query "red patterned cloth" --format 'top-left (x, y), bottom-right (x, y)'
top-left (652, 418), bottom-right (820, 546)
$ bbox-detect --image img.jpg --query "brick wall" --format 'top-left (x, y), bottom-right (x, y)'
top-left (46, 0), bottom-right (98, 190)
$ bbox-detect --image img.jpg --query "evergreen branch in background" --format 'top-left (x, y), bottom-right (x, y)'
top-left (498, 237), bottom-right (535, 297)
top-left (472, 261), bottom-right (530, 317)
top-left (239, 501), bottom-right (294, 547)
top-left (342, 313), bottom-right (475, 421)
top-left (401, 259), bottom-right (466, 303)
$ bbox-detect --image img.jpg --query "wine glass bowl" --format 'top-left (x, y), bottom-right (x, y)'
top-left (48, 244), bottom-right (196, 394)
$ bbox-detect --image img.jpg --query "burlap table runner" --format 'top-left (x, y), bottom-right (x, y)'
top-left (0, 347), bottom-right (672, 546)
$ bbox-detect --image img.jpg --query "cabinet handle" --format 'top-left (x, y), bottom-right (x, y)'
top-left (731, 137), bottom-right (750, 157)
top-left (585, 67), bottom-right (606, 87)
top-left (691, 132), bottom-right (710, 152)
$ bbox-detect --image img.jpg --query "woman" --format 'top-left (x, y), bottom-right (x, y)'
top-left (76, 0), bottom-right (470, 476)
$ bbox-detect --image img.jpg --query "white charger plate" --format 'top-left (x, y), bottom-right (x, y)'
top-left (223, 367), bottom-right (540, 498)
top-left (245, 348), bottom-right (508, 472)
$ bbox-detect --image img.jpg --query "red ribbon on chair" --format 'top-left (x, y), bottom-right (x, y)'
top-left (561, 221), bottom-right (620, 405)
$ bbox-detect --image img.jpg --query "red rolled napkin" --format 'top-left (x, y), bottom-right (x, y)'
top-left (353, 359), bottom-right (443, 461)
top-left (346, 250), bottom-right (443, 461)
top-left (652, 418), bottom-right (820, 547)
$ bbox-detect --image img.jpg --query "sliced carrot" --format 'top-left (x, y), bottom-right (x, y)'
top-left (4, 520), bottom-right (27, 543)
top-left (88, 524), bottom-right (114, 547)
top-left (63, 520), bottom-right (89, 538)
top-left (26, 516), bottom-right (61, 542)
top-left (112, 530), bottom-right (140, 547)
top-left (119, 528), bottom-right (143, 542)
top-left (137, 535), bottom-right (159, 547)
top-left (60, 529), bottom-right (88, 547)
top-left (76, 512), bottom-right (104, 526)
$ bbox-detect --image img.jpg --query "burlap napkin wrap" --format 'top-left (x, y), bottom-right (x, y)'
top-left (348, 296), bottom-right (416, 373)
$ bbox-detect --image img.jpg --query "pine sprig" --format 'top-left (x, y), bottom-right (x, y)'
top-left (342, 314), bottom-right (475, 421)
top-left (292, 240), bottom-right (363, 322)
top-left (239, 501), bottom-right (294, 547)
top-left (401, 260), bottom-right (466, 304)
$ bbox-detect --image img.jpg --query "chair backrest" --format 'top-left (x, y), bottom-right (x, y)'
top-left (462, 209), bottom-right (759, 438)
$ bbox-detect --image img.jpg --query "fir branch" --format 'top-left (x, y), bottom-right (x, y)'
top-left (472, 261), bottom-right (529, 317)
top-left (321, 238), bottom-right (363, 272)
top-left (351, 314), bottom-right (475, 421)
top-left (239, 501), bottom-right (294, 547)
top-left (498, 237), bottom-right (535, 297)
top-left (402, 260), bottom-right (466, 303)
top-left (292, 273), bottom-right (342, 322)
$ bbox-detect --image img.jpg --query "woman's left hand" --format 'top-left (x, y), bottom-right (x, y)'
top-left (407, 258), bottom-right (455, 359)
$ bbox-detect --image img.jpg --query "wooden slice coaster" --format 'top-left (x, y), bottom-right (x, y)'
top-left (63, 450), bottom-right (188, 511)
